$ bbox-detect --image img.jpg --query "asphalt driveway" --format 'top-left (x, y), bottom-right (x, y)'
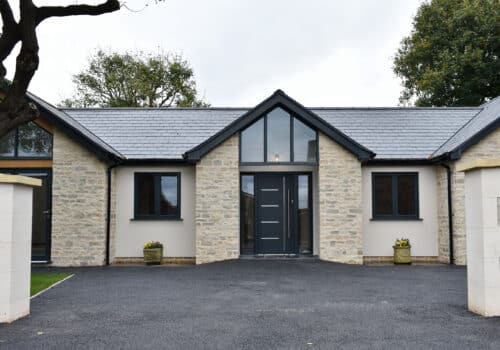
top-left (0, 260), bottom-right (499, 349)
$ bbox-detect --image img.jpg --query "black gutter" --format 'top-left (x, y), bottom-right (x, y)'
top-left (440, 163), bottom-right (454, 265)
top-left (122, 158), bottom-right (191, 165)
top-left (105, 160), bottom-right (122, 266)
top-left (362, 159), bottom-right (434, 166)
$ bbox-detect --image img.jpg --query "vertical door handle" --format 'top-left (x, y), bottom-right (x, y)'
top-left (287, 188), bottom-right (290, 239)
top-left (282, 177), bottom-right (286, 251)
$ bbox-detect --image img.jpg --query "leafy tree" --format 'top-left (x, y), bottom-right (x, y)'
top-left (393, 0), bottom-right (499, 106)
top-left (62, 50), bottom-right (208, 108)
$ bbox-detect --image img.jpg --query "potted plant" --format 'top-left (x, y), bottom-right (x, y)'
top-left (143, 241), bottom-right (163, 265)
top-left (393, 238), bottom-right (411, 264)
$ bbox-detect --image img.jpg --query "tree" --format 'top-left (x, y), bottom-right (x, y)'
top-left (62, 50), bottom-right (208, 108)
top-left (0, 0), bottom-right (127, 137)
top-left (393, 0), bottom-right (499, 106)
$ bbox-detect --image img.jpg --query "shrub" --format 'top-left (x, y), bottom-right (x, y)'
top-left (144, 241), bottom-right (163, 249)
top-left (394, 238), bottom-right (410, 248)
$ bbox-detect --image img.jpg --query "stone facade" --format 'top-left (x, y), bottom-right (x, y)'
top-left (195, 135), bottom-right (240, 264)
top-left (437, 127), bottom-right (500, 265)
top-left (436, 166), bottom-right (450, 263)
top-left (318, 133), bottom-right (363, 264)
top-left (51, 129), bottom-right (108, 266)
top-left (109, 167), bottom-right (117, 262)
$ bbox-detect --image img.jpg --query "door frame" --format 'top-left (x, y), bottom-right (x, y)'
top-left (1, 168), bottom-right (52, 262)
top-left (240, 172), bottom-right (313, 256)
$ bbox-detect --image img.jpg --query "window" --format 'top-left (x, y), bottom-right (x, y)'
top-left (240, 119), bottom-right (264, 162)
top-left (240, 175), bottom-right (255, 253)
top-left (294, 118), bottom-right (317, 162)
top-left (267, 108), bottom-right (291, 162)
top-left (297, 174), bottom-right (312, 254)
top-left (240, 107), bottom-right (317, 163)
top-left (372, 173), bottom-right (419, 219)
top-left (134, 173), bottom-right (180, 219)
top-left (0, 122), bottom-right (52, 158)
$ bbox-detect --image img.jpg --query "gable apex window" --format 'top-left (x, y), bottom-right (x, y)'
top-left (372, 172), bottom-right (419, 220)
top-left (0, 122), bottom-right (53, 158)
top-left (134, 173), bottom-right (181, 220)
top-left (240, 107), bottom-right (318, 163)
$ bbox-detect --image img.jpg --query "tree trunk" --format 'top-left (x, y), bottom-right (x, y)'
top-left (0, 0), bottom-right (121, 138)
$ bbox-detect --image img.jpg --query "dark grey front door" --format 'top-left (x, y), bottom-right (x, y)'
top-left (255, 174), bottom-right (293, 254)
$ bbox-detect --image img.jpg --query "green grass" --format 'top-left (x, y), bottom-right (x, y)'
top-left (31, 273), bottom-right (72, 296)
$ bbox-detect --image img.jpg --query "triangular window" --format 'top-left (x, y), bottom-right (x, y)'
top-left (240, 107), bottom-right (317, 163)
top-left (0, 122), bottom-right (53, 158)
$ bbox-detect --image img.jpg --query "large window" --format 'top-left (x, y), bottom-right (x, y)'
top-left (240, 107), bottom-right (317, 163)
top-left (372, 173), bottom-right (419, 220)
top-left (0, 122), bottom-right (52, 158)
top-left (134, 173), bottom-right (181, 220)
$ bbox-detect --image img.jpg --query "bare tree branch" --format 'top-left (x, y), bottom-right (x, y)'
top-left (0, 0), bottom-right (16, 28)
top-left (36, 0), bottom-right (121, 24)
top-left (0, 0), bottom-right (39, 135)
top-left (0, 0), bottom-right (122, 137)
top-left (0, 0), bottom-right (21, 77)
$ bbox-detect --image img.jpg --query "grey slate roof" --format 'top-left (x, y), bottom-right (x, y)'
top-left (315, 108), bottom-right (480, 159)
top-left (64, 106), bottom-right (481, 160)
top-left (64, 108), bottom-right (246, 160)
top-left (27, 92), bottom-right (123, 158)
top-left (433, 96), bottom-right (500, 157)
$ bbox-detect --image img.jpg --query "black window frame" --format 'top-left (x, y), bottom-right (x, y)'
top-left (239, 105), bottom-right (319, 165)
top-left (133, 172), bottom-right (181, 220)
top-left (0, 122), bottom-right (53, 160)
top-left (371, 172), bottom-right (420, 220)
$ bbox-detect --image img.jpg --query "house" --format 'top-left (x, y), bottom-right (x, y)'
top-left (0, 89), bottom-right (498, 266)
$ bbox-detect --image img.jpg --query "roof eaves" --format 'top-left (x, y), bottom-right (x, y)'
top-left (431, 96), bottom-right (500, 160)
top-left (448, 118), bottom-right (500, 160)
top-left (26, 92), bottom-right (124, 161)
top-left (430, 108), bottom-right (483, 158)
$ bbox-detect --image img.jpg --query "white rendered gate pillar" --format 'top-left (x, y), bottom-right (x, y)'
top-left (0, 174), bottom-right (41, 323)
top-left (459, 160), bottom-right (500, 317)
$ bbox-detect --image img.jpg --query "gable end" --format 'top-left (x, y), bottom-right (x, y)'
top-left (183, 90), bottom-right (375, 161)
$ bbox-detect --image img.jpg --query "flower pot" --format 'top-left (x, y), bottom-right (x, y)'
top-left (393, 245), bottom-right (412, 264)
top-left (143, 247), bottom-right (163, 265)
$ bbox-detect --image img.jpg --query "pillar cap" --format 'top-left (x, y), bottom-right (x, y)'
top-left (0, 173), bottom-right (41, 187)
top-left (456, 158), bottom-right (500, 172)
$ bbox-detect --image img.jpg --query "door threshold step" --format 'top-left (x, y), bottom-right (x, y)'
top-left (240, 255), bottom-right (319, 261)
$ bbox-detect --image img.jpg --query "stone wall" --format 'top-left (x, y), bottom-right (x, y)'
top-left (51, 129), bottom-right (108, 266)
top-left (437, 127), bottom-right (500, 265)
top-left (436, 166), bottom-right (450, 263)
top-left (109, 167), bottom-right (117, 262)
top-left (195, 135), bottom-right (240, 264)
top-left (318, 133), bottom-right (363, 264)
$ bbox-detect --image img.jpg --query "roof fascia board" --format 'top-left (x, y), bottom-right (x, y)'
top-left (362, 159), bottom-right (434, 166)
top-left (121, 158), bottom-right (192, 165)
top-left (184, 90), bottom-right (375, 161)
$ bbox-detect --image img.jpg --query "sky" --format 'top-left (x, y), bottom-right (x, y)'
top-left (5, 0), bottom-right (423, 107)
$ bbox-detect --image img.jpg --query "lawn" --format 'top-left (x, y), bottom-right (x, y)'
top-left (31, 273), bottom-right (72, 296)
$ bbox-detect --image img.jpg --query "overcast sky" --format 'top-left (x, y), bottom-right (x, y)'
top-left (5, 0), bottom-right (423, 107)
